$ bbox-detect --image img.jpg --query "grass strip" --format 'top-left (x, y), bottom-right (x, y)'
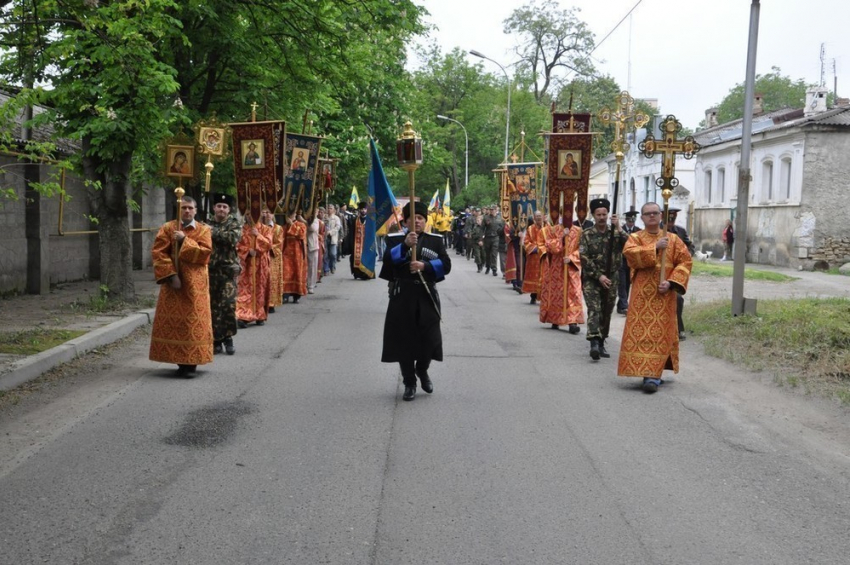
top-left (0, 328), bottom-right (87, 355)
top-left (691, 262), bottom-right (797, 281)
top-left (685, 297), bottom-right (850, 403)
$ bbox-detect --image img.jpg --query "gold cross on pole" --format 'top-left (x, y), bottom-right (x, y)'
top-left (598, 91), bottom-right (650, 163)
top-left (639, 114), bottom-right (700, 196)
top-left (250, 101), bottom-right (258, 122)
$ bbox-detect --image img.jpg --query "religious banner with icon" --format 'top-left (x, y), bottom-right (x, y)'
top-left (281, 133), bottom-right (323, 219)
top-left (229, 120), bottom-right (286, 223)
top-left (505, 162), bottom-right (540, 232)
top-left (545, 112), bottom-right (593, 226)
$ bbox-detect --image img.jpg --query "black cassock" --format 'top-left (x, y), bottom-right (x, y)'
top-left (379, 231), bottom-right (451, 364)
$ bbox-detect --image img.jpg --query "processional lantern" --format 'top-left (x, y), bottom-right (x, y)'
top-left (396, 120), bottom-right (423, 260)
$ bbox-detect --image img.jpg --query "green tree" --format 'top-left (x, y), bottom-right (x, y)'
top-left (713, 66), bottom-right (813, 124)
top-left (503, 0), bottom-right (595, 104)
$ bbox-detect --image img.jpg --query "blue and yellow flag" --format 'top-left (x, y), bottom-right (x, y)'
top-left (348, 185), bottom-right (360, 208)
top-left (359, 138), bottom-right (397, 278)
top-left (428, 189), bottom-right (440, 211)
top-left (443, 178), bottom-right (452, 216)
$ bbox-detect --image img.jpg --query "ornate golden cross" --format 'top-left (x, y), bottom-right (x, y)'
top-left (639, 114), bottom-right (700, 195)
top-left (598, 91), bottom-right (650, 163)
top-left (250, 101), bottom-right (258, 122)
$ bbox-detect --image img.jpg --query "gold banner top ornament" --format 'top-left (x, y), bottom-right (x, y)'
top-left (638, 114), bottom-right (701, 198)
top-left (598, 91), bottom-right (650, 163)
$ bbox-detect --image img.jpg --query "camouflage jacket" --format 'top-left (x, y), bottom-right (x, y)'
top-left (209, 214), bottom-right (242, 275)
top-left (579, 226), bottom-right (628, 283)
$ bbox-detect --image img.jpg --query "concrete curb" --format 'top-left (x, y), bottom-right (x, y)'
top-left (0, 308), bottom-right (156, 392)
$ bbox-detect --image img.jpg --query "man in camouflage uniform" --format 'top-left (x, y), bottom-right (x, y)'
top-left (482, 205), bottom-right (502, 277)
top-left (469, 212), bottom-right (485, 272)
top-left (208, 193), bottom-right (242, 355)
top-left (580, 198), bottom-right (628, 361)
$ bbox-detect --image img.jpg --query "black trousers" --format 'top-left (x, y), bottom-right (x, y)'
top-left (399, 359), bottom-right (431, 388)
top-left (676, 292), bottom-right (685, 332)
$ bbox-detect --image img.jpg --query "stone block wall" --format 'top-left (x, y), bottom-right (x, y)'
top-left (0, 155), bottom-right (28, 294)
top-left (810, 237), bottom-right (850, 264)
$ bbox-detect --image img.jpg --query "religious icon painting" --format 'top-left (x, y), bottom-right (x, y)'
top-left (289, 148), bottom-right (309, 173)
top-left (198, 126), bottom-right (226, 156)
top-left (514, 174), bottom-right (531, 194)
top-left (242, 139), bottom-right (265, 169)
top-left (557, 150), bottom-right (582, 180)
top-left (166, 145), bottom-right (195, 179)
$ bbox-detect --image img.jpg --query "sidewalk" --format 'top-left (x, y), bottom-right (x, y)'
top-left (0, 269), bottom-right (159, 391)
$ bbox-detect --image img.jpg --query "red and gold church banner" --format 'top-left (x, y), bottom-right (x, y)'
top-left (281, 133), bottom-right (323, 219)
top-left (229, 120), bottom-right (286, 223)
top-left (546, 113), bottom-right (592, 226)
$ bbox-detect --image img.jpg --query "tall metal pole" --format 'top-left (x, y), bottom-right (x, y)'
top-left (732, 0), bottom-right (760, 316)
top-left (436, 115), bottom-right (468, 188)
top-left (469, 50), bottom-right (511, 162)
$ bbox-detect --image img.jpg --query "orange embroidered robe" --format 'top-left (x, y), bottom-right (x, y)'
top-left (281, 220), bottom-right (308, 296)
top-left (522, 223), bottom-right (544, 295)
top-left (617, 230), bottom-right (692, 378)
top-left (149, 221), bottom-right (214, 366)
top-left (268, 223), bottom-right (284, 307)
top-left (236, 223), bottom-right (273, 322)
top-left (538, 224), bottom-right (584, 326)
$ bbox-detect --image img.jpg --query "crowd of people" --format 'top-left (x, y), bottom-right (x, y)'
top-left (147, 190), bottom-right (694, 397)
top-left (448, 198), bottom-right (694, 394)
top-left (148, 194), bottom-right (376, 377)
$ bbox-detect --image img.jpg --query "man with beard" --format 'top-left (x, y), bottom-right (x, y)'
top-left (208, 193), bottom-right (241, 355)
top-left (380, 201), bottom-right (451, 402)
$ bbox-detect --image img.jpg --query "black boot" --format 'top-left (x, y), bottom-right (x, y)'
top-left (568, 323), bottom-right (581, 335)
top-left (224, 337), bottom-right (235, 355)
top-left (530, 293), bottom-right (537, 305)
top-left (590, 338), bottom-right (600, 360)
top-left (403, 386), bottom-right (416, 401)
top-left (599, 339), bottom-right (610, 358)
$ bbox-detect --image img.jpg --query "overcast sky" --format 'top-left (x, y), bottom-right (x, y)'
top-left (409, 0), bottom-right (850, 129)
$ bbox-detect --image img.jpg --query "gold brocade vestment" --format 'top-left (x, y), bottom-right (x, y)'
top-left (617, 230), bottom-right (692, 377)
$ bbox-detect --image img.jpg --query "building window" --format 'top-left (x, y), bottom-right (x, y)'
top-left (717, 168), bottom-right (725, 203)
top-left (705, 170), bottom-right (713, 204)
top-left (780, 158), bottom-right (792, 200)
top-left (762, 160), bottom-right (774, 202)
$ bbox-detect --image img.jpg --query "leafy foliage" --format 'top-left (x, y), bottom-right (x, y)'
top-left (713, 66), bottom-right (816, 125)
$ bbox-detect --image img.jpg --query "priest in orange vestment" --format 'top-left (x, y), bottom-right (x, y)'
top-left (236, 217), bottom-right (273, 326)
top-left (281, 211), bottom-right (308, 302)
top-left (617, 202), bottom-right (692, 393)
top-left (149, 196), bottom-right (214, 377)
top-left (538, 213), bottom-right (584, 332)
top-left (266, 210), bottom-right (285, 312)
top-left (522, 210), bottom-right (545, 304)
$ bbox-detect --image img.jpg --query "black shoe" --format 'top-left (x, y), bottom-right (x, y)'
top-left (418, 371), bottom-right (433, 394)
top-left (282, 296), bottom-right (290, 303)
top-left (679, 331), bottom-right (686, 341)
top-left (237, 320), bottom-right (248, 329)
top-left (224, 338), bottom-right (235, 355)
top-left (530, 294), bottom-right (537, 305)
top-left (485, 268), bottom-right (490, 274)
top-left (403, 386), bottom-right (416, 401)
top-left (550, 324), bottom-right (559, 330)
top-left (617, 308), bottom-right (627, 315)
top-left (213, 343), bottom-right (223, 354)
top-left (590, 338), bottom-right (601, 361)
top-left (176, 364), bottom-right (195, 378)
top-left (492, 271), bottom-right (497, 276)
top-left (568, 324), bottom-right (581, 335)
top-left (293, 297), bottom-right (300, 304)
top-left (256, 320), bottom-right (265, 326)
top-left (599, 340), bottom-right (610, 358)
top-left (269, 307), bottom-right (275, 313)
top-left (477, 267), bottom-right (482, 272)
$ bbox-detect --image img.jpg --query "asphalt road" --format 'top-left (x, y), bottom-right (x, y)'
top-left (1, 256), bottom-right (849, 564)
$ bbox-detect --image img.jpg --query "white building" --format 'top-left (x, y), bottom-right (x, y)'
top-left (691, 87), bottom-right (850, 268)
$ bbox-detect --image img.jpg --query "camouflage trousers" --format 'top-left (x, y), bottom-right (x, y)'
top-left (471, 241), bottom-right (483, 266)
top-left (210, 270), bottom-right (238, 343)
top-left (483, 237), bottom-right (498, 272)
top-left (582, 279), bottom-right (619, 340)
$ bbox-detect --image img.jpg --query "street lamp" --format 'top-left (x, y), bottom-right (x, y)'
top-left (469, 49), bottom-right (511, 163)
top-left (436, 114), bottom-right (468, 188)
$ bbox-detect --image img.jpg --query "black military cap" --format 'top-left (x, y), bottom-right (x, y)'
top-left (403, 200), bottom-right (429, 220)
top-left (668, 207), bottom-right (681, 213)
top-left (212, 192), bottom-right (234, 207)
top-left (357, 201), bottom-right (368, 210)
top-left (624, 210), bottom-right (638, 219)
top-left (589, 198), bottom-right (611, 213)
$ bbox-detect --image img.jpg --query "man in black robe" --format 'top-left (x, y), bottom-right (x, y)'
top-left (379, 201), bottom-right (451, 402)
